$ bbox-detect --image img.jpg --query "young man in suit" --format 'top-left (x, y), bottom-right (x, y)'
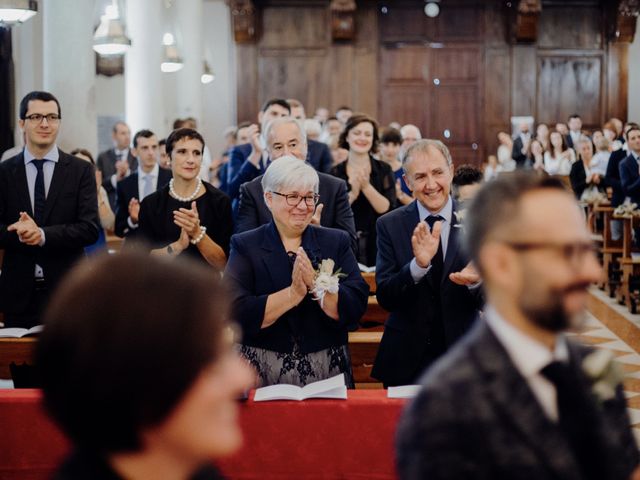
top-left (372, 139), bottom-right (483, 387)
top-left (0, 91), bottom-right (100, 328)
top-left (224, 98), bottom-right (291, 202)
top-left (618, 126), bottom-right (640, 205)
top-left (396, 173), bottom-right (639, 479)
top-left (114, 130), bottom-right (172, 240)
top-left (235, 117), bottom-right (357, 253)
top-left (97, 121), bottom-right (138, 210)
top-left (286, 99), bottom-right (333, 173)
top-left (566, 113), bottom-right (583, 150)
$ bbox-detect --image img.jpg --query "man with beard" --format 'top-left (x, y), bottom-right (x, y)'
top-left (396, 173), bottom-right (639, 479)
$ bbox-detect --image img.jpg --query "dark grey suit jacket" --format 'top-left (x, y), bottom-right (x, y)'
top-left (235, 171), bottom-right (357, 253)
top-left (396, 320), bottom-right (639, 479)
top-left (96, 148), bottom-right (138, 209)
top-left (0, 151), bottom-right (100, 314)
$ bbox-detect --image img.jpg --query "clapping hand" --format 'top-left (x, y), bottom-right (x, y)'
top-left (8, 212), bottom-right (42, 246)
top-left (115, 158), bottom-right (129, 180)
top-left (295, 247), bottom-right (316, 289)
top-left (173, 201), bottom-right (201, 239)
top-left (311, 203), bottom-right (324, 225)
top-left (449, 262), bottom-right (481, 286)
top-left (128, 198), bottom-right (140, 223)
top-left (412, 221), bottom-right (441, 268)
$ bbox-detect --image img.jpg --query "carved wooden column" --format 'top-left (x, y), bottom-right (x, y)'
top-left (609, 0), bottom-right (639, 43)
top-left (510, 0), bottom-right (541, 43)
top-left (229, 0), bottom-right (257, 44)
top-left (330, 0), bottom-right (356, 42)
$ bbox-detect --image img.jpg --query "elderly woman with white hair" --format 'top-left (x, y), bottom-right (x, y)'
top-left (224, 156), bottom-right (369, 387)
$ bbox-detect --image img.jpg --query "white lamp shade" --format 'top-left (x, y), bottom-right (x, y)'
top-left (0, 0), bottom-right (37, 24)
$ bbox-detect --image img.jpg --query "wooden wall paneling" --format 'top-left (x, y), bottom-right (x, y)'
top-left (606, 42), bottom-right (629, 121)
top-left (433, 2), bottom-right (483, 42)
top-left (236, 44), bottom-right (260, 122)
top-left (378, 3), bottom-right (425, 43)
top-left (378, 86), bottom-right (429, 130)
top-left (485, 0), bottom-right (509, 46)
top-left (485, 47), bottom-right (512, 161)
top-left (352, 3), bottom-right (379, 118)
top-left (511, 45), bottom-right (537, 117)
top-left (380, 45), bottom-right (429, 84)
top-left (260, 6), bottom-right (329, 48)
top-left (536, 53), bottom-right (603, 128)
top-left (537, 6), bottom-right (603, 50)
top-left (329, 44), bottom-right (356, 112)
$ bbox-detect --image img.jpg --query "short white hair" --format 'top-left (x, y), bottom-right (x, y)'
top-left (400, 124), bottom-right (422, 140)
top-left (263, 116), bottom-right (308, 153)
top-left (262, 155), bottom-right (319, 199)
top-left (303, 119), bottom-right (322, 138)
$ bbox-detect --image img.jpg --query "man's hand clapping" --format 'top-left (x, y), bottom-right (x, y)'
top-left (412, 221), bottom-right (441, 268)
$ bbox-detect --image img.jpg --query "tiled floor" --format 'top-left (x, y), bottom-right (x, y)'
top-left (584, 288), bottom-right (640, 446)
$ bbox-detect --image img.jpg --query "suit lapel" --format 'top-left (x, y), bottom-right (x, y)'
top-left (301, 225), bottom-right (322, 269)
top-left (43, 151), bottom-right (70, 224)
top-left (470, 322), bottom-right (581, 480)
top-left (260, 222), bottom-right (295, 290)
top-left (12, 154), bottom-right (34, 217)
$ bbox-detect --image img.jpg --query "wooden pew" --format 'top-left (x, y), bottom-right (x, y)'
top-left (361, 271), bottom-right (376, 295)
top-left (105, 234), bottom-right (123, 253)
top-left (0, 337), bottom-right (37, 379)
top-left (349, 331), bottom-right (382, 388)
top-left (615, 215), bottom-right (640, 312)
top-left (592, 205), bottom-right (623, 295)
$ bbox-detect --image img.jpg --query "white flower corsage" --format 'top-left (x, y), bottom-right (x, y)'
top-left (582, 349), bottom-right (623, 404)
top-left (311, 258), bottom-right (344, 308)
top-left (453, 209), bottom-right (466, 229)
top-left (613, 202), bottom-right (640, 218)
top-left (581, 189), bottom-right (607, 205)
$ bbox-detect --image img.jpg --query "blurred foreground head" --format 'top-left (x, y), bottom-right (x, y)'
top-left (37, 251), bottom-right (254, 461)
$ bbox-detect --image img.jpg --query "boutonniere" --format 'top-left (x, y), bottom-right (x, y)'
top-left (453, 209), bottom-right (466, 229)
top-left (582, 349), bottom-right (623, 404)
top-left (311, 259), bottom-right (345, 308)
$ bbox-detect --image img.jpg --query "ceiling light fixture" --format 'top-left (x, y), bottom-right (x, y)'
top-left (93, 0), bottom-right (131, 56)
top-left (0, 0), bottom-right (37, 25)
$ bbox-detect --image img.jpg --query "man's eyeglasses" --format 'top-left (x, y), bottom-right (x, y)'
top-left (24, 114), bottom-right (61, 124)
top-left (272, 191), bottom-right (320, 207)
top-left (505, 241), bottom-right (598, 267)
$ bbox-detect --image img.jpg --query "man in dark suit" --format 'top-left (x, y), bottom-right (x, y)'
top-left (97, 121), bottom-right (138, 210)
top-left (618, 126), bottom-right (640, 205)
top-left (0, 91), bottom-right (100, 328)
top-left (511, 120), bottom-right (531, 168)
top-left (371, 139), bottom-right (483, 387)
top-left (566, 113), bottom-right (583, 150)
top-left (286, 98), bottom-right (333, 173)
top-left (396, 173), bottom-right (639, 479)
top-left (114, 130), bottom-right (171, 240)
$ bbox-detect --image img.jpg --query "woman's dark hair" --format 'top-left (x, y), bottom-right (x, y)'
top-left (547, 130), bottom-right (569, 154)
top-left (338, 114), bottom-right (380, 153)
top-left (19, 91), bottom-right (61, 120)
top-left (380, 127), bottom-right (402, 145)
top-left (70, 148), bottom-right (95, 165)
top-left (166, 128), bottom-right (205, 158)
top-left (37, 251), bottom-right (230, 453)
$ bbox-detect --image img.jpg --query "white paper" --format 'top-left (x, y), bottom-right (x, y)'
top-left (387, 385), bottom-right (421, 399)
top-left (254, 373), bottom-right (347, 402)
top-left (0, 325), bottom-right (43, 338)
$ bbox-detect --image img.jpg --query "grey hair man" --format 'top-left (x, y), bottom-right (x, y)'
top-left (372, 139), bottom-right (483, 386)
top-left (236, 117), bottom-right (357, 252)
top-left (396, 173), bottom-right (638, 479)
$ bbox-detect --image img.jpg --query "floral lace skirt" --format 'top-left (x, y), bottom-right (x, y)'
top-left (240, 342), bottom-right (354, 388)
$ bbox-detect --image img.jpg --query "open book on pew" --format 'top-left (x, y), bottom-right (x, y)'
top-left (387, 385), bottom-right (421, 399)
top-left (254, 373), bottom-right (347, 402)
top-left (0, 325), bottom-right (43, 338)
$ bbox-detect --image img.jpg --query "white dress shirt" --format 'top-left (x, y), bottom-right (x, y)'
top-left (484, 304), bottom-right (569, 422)
top-left (128, 163), bottom-right (160, 230)
top-left (23, 145), bottom-right (59, 274)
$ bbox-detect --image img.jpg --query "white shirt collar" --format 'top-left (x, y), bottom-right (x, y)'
top-left (416, 195), bottom-right (452, 224)
top-left (138, 163), bottom-right (159, 178)
top-left (484, 304), bottom-right (569, 379)
top-left (23, 144), bottom-right (59, 164)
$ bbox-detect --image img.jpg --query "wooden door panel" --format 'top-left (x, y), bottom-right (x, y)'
top-left (430, 85), bottom-right (479, 145)
top-left (378, 86), bottom-right (428, 132)
top-left (536, 55), bottom-right (602, 126)
top-left (380, 46), bottom-right (428, 84)
top-left (431, 48), bottom-right (481, 82)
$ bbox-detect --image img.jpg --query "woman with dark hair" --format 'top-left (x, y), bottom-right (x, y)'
top-left (71, 148), bottom-right (115, 254)
top-left (37, 252), bottom-right (255, 479)
top-left (331, 115), bottom-right (396, 266)
top-left (138, 128), bottom-right (232, 269)
top-left (544, 130), bottom-right (574, 176)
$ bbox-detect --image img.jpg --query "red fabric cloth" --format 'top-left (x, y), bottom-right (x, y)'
top-left (0, 389), bottom-right (405, 480)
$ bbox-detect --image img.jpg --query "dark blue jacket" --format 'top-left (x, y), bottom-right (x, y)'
top-left (620, 153), bottom-right (640, 204)
top-left (372, 199), bottom-right (483, 386)
top-left (224, 222), bottom-right (369, 354)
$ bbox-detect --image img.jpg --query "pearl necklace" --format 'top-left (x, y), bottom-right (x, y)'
top-left (169, 178), bottom-right (202, 203)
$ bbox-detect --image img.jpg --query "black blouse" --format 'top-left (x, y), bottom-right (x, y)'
top-left (331, 156), bottom-right (396, 266)
top-left (138, 182), bottom-right (233, 263)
